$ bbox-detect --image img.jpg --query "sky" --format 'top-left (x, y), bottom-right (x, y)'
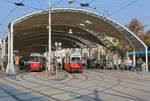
top-left (0, 0), bottom-right (150, 39)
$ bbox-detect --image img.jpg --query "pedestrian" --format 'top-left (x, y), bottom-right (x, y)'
top-left (136, 60), bottom-right (142, 73)
top-left (142, 62), bottom-right (146, 74)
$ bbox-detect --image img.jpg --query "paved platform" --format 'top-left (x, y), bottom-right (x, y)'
top-left (0, 70), bottom-right (150, 101)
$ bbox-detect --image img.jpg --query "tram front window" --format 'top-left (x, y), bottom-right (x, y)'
top-left (71, 57), bottom-right (81, 63)
top-left (31, 56), bottom-right (38, 62)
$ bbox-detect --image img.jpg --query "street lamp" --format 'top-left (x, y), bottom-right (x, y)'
top-left (80, 3), bottom-right (89, 7)
top-left (68, 0), bottom-right (74, 4)
top-left (45, 0), bottom-right (52, 80)
top-left (68, 29), bottom-right (73, 34)
top-left (68, 0), bottom-right (90, 7)
top-left (14, 2), bottom-right (25, 6)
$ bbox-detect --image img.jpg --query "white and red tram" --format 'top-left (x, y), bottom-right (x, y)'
top-left (29, 53), bottom-right (46, 71)
top-left (64, 54), bottom-right (82, 72)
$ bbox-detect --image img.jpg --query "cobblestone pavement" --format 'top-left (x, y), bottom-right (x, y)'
top-left (0, 69), bottom-right (150, 101)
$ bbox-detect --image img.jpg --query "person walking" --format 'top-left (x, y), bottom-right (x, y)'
top-left (136, 59), bottom-right (142, 73)
top-left (142, 62), bottom-right (146, 74)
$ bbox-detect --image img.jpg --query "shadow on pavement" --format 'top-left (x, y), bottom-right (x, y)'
top-left (0, 82), bottom-right (54, 101)
top-left (69, 88), bottom-right (102, 101)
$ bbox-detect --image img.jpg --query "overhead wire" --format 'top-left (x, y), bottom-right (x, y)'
top-left (87, 0), bottom-right (95, 4)
top-left (52, 0), bottom-right (64, 7)
top-left (0, 0), bottom-right (40, 28)
top-left (0, 0), bottom-right (40, 38)
top-left (140, 16), bottom-right (150, 21)
top-left (72, 0), bottom-right (109, 17)
top-left (0, 6), bottom-right (18, 38)
top-left (109, 0), bottom-right (139, 16)
top-left (88, 0), bottom-right (150, 32)
top-left (37, 0), bottom-right (42, 9)
top-left (2, 0), bottom-right (40, 10)
top-left (0, 0), bottom-right (144, 26)
top-left (79, 0), bottom-right (139, 17)
top-left (0, 6), bottom-right (18, 35)
top-left (0, 7), bottom-right (18, 24)
top-left (0, 0), bottom-right (25, 25)
top-left (74, 0), bottom-right (107, 17)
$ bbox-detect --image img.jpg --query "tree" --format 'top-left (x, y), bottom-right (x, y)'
top-left (127, 19), bottom-right (144, 36)
top-left (139, 30), bottom-right (150, 47)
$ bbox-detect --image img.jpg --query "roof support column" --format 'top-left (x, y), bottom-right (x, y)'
top-left (116, 51), bottom-right (119, 70)
top-left (48, 0), bottom-right (52, 77)
top-left (97, 47), bottom-right (100, 61)
top-left (106, 49), bottom-right (109, 69)
top-left (1, 39), bottom-right (6, 70)
top-left (81, 48), bottom-right (83, 56)
top-left (88, 48), bottom-right (91, 57)
top-left (6, 22), bottom-right (15, 75)
top-left (133, 49), bottom-right (136, 68)
top-left (0, 40), bottom-right (3, 70)
top-left (145, 47), bottom-right (149, 71)
top-left (2, 39), bottom-right (6, 57)
top-left (6, 31), bottom-right (10, 72)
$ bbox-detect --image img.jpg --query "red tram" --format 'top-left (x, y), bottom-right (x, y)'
top-left (64, 54), bottom-right (82, 72)
top-left (29, 53), bottom-right (46, 71)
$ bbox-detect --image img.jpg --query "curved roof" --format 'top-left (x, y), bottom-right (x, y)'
top-left (10, 8), bottom-right (146, 58)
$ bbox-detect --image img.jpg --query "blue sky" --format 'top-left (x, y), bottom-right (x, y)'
top-left (0, 0), bottom-right (150, 38)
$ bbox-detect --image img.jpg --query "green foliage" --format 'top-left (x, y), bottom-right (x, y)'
top-left (127, 18), bottom-right (150, 48)
top-left (139, 30), bottom-right (150, 47)
top-left (127, 18), bottom-right (144, 36)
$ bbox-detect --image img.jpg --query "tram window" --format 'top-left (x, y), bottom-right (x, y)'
top-left (31, 56), bottom-right (38, 62)
top-left (71, 57), bottom-right (81, 62)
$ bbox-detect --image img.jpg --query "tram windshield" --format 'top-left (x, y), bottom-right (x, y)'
top-left (30, 56), bottom-right (38, 62)
top-left (71, 57), bottom-right (81, 63)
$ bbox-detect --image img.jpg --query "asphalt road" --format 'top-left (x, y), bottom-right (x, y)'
top-left (0, 69), bottom-right (150, 101)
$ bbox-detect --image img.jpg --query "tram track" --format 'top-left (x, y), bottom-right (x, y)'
top-left (18, 72), bottom-right (100, 100)
top-left (34, 70), bottom-right (72, 82)
top-left (62, 73), bottom-right (89, 85)
top-left (20, 71), bottom-right (121, 93)
top-left (2, 75), bottom-right (60, 101)
top-left (68, 71), bottom-right (144, 101)
top-left (18, 71), bottom-right (108, 100)
top-left (1, 70), bottom-right (148, 101)
top-left (32, 70), bottom-right (89, 86)
top-left (87, 70), bottom-right (149, 101)
top-left (19, 71), bottom-right (136, 101)
top-left (21, 71), bottom-right (89, 89)
top-left (3, 70), bottom-right (131, 101)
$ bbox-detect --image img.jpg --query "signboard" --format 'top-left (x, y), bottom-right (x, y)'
top-left (124, 60), bottom-right (132, 66)
top-left (15, 57), bottom-right (19, 65)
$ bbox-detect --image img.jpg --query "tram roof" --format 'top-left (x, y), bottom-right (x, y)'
top-left (8, 8), bottom-right (146, 58)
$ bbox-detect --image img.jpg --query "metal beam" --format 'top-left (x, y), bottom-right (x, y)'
top-left (145, 47), bottom-right (149, 71)
top-left (6, 31), bottom-right (11, 73)
top-left (6, 22), bottom-right (15, 75)
top-left (133, 49), bottom-right (136, 68)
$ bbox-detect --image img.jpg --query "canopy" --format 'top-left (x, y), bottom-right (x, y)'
top-left (9, 8), bottom-right (146, 59)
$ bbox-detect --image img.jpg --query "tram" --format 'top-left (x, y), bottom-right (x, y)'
top-left (29, 53), bottom-right (46, 71)
top-left (64, 54), bottom-right (82, 72)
